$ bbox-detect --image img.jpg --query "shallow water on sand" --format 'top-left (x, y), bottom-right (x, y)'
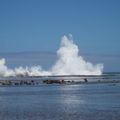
top-left (0, 83), bottom-right (120, 120)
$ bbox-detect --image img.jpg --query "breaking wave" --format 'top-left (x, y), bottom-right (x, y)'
top-left (0, 35), bottom-right (103, 77)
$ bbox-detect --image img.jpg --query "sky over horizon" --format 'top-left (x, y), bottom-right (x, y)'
top-left (0, 0), bottom-right (120, 55)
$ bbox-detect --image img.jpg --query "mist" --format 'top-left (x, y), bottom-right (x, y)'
top-left (0, 35), bottom-right (104, 77)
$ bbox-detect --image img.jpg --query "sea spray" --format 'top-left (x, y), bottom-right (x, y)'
top-left (0, 35), bottom-right (104, 77)
top-left (51, 35), bottom-right (103, 75)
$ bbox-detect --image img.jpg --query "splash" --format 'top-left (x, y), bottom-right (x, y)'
top-left (0, 35), bottom-right (103, 77)
top-left (51, 36), bottom-right (103, 75)
top-left (0, 58), bottom-right (51, 77)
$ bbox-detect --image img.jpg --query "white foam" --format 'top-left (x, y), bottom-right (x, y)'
top-left (0, 35), bottom-right (103, 77)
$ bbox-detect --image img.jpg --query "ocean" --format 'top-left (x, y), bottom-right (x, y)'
top-left (0, 74), bottom-right (120, 120)
top-left (0, 49), bottom-right (120, 120)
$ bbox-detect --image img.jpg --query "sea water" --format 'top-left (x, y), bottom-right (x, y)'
top-left (0, 82), bottom-right (120, 120)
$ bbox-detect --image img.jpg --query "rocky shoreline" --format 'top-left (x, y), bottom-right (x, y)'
top-left (0, 78), bottom-right (119, 86)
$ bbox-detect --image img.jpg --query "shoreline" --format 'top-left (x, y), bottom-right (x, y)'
top-left (0, 79), bottom-right (119, 87)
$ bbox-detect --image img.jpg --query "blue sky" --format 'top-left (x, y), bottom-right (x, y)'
top-left (0, 0), bottom-right (120, 55)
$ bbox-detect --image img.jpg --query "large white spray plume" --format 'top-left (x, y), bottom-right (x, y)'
top-left (51, 36), bottom-right (103, 75)
top-left (0, 35), bottom-right (103, 77)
